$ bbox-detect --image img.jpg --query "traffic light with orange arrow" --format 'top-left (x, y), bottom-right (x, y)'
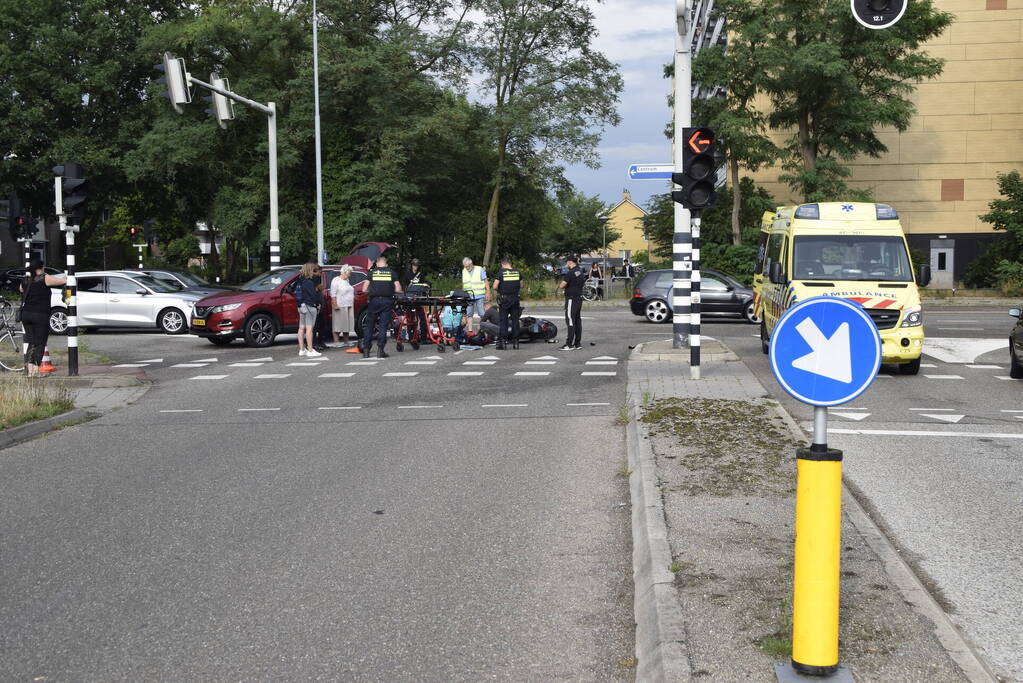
top-left (672, 127), bottom-right (717, 211)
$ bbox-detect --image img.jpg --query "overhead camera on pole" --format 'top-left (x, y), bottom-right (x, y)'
top-left (851, 0), bottom-right (907, 29)
top-left (153, 52), bottom-right (280, 268)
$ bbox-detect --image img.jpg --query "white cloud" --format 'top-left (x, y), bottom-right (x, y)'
top-left (598, 142), bottom-right (671, 162)
top-left (590, 0), bottom-right (677, 64)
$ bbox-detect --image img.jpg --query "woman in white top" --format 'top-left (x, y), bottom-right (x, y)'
top-left (329, 265), bottom-right (356, 347)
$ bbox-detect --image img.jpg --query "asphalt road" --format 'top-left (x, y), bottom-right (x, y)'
top-left (0, 306), bottom-right (661, 681)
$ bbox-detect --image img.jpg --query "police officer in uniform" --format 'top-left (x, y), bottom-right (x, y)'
top-left (362, 255), bottom-right (403, 358)
top-left (559, 255), bottom-right (586, 350)
top-left (491, 256), bottom-right (522, 350)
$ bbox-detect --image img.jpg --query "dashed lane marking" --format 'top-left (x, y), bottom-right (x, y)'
top-left (238, 408), bottom-right (280, 412)
top-left (525, 361), bottom-right (556, 365)
top-left (532, 355), bottom-right (558, 361)
top-left (319, 373), bottom-right (355, 378)
top-left (287, 362), bottom-right (323, 366)
top-left (910, 408), bottom-right (954, 411)
top-left (347, 361), bottom-right (378, 366)
top-left (923, 375), bottom-right (964, 380)
top-left (229, 362), bottom-right (265, 367)
top-left (920, 363), bottom-right (938, 368)
top-left (1002, 410), bottom-right (1023, 413)
top-left (172, 363), bottom-right (209, 368)
top-left (463, 360), bottom-right (496, 366)
top-left (567, 402), bottom-right (611, 407)
top-left (833, 412), bottom-right (871, 421)
top-left (190, 375), bottom-right (227, 380)
top-left (405, 361), bottom-right (438, 365)
top-left (967, 364), bottom-right (1002, 369)
top-left (482, 404), bottom-right (528, 408)
top-left (585, 360), bottom-right (618, 365)
top-left (448, 371), bottom-right (483, 376)
top-left (995, 376), bottom-right (1023, 381)
top-left (581, 371), bottom-right (617, 376)
top-left (398, 405), bottom-right (443, 409)
top-left (515, 371), bottom-right (550, 376)
top-left (254, 374), bottom-right (290, 379)
top-left (137, 358), bottom-right (164, 363)
top-left (113, 363), bottom-right (149, 368)
top-left (250, 357), bottom-right (274, 362)
top-left (383, 372), bottom-right (419, 377)
top-left (828, 428), bottom-right (1023, 440)
top-left (319, 406), bottom-right (361, 411)
top-left (160, 409), bottom-right (203, 413)
top-left (191, 357), bottom-right (219, 363)
top-left (592, 356), bottom-right (617, 360)
top-left (921, 413), bottom-right (965, 424)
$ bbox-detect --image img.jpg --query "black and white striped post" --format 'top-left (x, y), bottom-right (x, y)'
top-left (690, 213), bottom-right (701, 379)
top-left (54, 176), bottom-right (79, 376)
top-left (672, 0), bottom-right (692, 354)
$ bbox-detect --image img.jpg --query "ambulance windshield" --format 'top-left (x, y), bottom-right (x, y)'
top-left (793, 235), bottom-right (913, 282)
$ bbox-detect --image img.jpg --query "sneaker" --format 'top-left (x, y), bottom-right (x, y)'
top-left (306, 349), bottom-right (322, 357)
top-left (571, 345), bottom-right (583, 350)
top-left (376, 348), bottom-right (390, 359)
top-left (325, 342), bottom-right (341, 349)
top-left (559, 344), bottom-right (573, 351)
top-left (299, 349), bottom-right (308, 357)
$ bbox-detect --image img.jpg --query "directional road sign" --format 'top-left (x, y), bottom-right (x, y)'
top-left (769, 297), bottom-right (881, 407)
top-left (628, 164), bottom-right (674, 181)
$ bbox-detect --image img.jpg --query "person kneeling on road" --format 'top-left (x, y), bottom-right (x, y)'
top-left (361, 256), bottom-right (403, 358)
top-left (492, 256), bottom-right (522, 350)
top-left (478, 302), bottom-right (501, 342)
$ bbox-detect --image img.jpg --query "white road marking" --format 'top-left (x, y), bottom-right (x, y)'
top-left (920, 363), bottom-right (938, 368)
top-left (113, 363), bottom-right (149, 368)
top-left (479, 355), bottom-right (501, 360)
top-left (398, 405), bottom-right (443, 409)
top-left (568, 402), bottom-right (611, 407)
top-left (921, 413), bottom-right (965, 424)
top-left (420, 355), bottom-right (443, 360)
top-left (172, 363), bottom-right (208, 368)
top-left (995, 376), bottom-right (1023, 381)
top-left (463, 360), bottom-right (496, 365)
top-left (137, 358), bottom-right (164, 363)
top-left (585, 360), bottom-right (618, 365)
top-left (159, 409), bottom-right (203, 413)
top-left (1001, 410), bottom-right (1023, 413)
top-left (532, 355), bottom-right (559, 360)
top-left (383, 372), bottom-right (419, 377)
top-left (190, 375), bottom-right (227, 380)
top-left (229, 362), bottom-right (264, 367)
top-left (828, 428), bottom-right (1023, 439)
top-left (967, 364), bottom-right (1003, 369)
top-left (833, 412), bottom-right (871, 421)
top-left (287, 362), bottom-right (322, 366)
top-left (250, 356), bottom-right (274, 362)
top-left (923, 375), bottom-right (964, 380)
top-left (319, 373), bottom-right (355, 378)
top-left (319, 406), bottom-right (361, 410)
top-left (591, 356), bottom-right (617, 360)
top-left (581, 371), bottom-right (617, 376)
top-left (453, 350), bottom-right (465, 355)
top-left (254, 374), bottom-right (290, 379)
top-left (405, 361), bottom-right (437, 365)
top-left (910, 408), bottom-right (954, 411)
top-left (347, 361), bottom-right (378, 366)
top-left (448, 371), bottom-right (483, 376)
top-left (525, 361), bottom-right (556, 365)
top-left (191, 357), bottom-right (219, 363)
top-left (482, 404), bottom-right (528, 408)
top-left (923, 338), bottom-right (1006, 364)
top-left (238, 408), bottom-right (280, 412)
top-left (515, 371), bottom-right (550, 376)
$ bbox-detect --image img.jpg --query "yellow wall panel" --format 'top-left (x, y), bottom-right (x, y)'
top-left (935, 0), bottom-right (989, 12)
top-left (965, 42), bottom-right (1023, 60)
top-left (953, 9), bottom-right (1023, 21)
top-left (965, 129), bottom-right (1023, 161)
top-left (899, 132), bottom-right (968, 164)
top-left (965, 177), bottom-right (1001, 197)
top-left (912, 82), bottom-right (976, 115)
top-left (940, 59), bottom-right (1023, 83)
top-left (975, 81), bottom-right (1023, 113)
top-left (923, 44), bottom-right (967, 61)
top-left (990, 114), bottom-right (1023, 129)
top-left (949, 19), bottom-right (1019, 44)
top-left (916, 163), bottom-right (990, 179)
top-left (846, 165), bottom-right (921, 181)
top-left (923, 114), bottom-right (991, 131)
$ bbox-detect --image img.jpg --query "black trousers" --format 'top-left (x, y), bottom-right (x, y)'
top-left (22, 311), bottom-right (48, 365)
top-left (564, 296), bottom-right (582, 347)
top-left (498, 297), bottom-right (521, 341)
top-left (362, 297), bottom-right (394, 349)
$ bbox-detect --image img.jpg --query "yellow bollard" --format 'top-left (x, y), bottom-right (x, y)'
top-left (791, 447), bottom-right (844, 676)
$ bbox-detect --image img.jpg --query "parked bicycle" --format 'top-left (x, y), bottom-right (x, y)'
top-left (0, 296), bottom-right (25, 372)
top-left (582, 277), bottom-right (603, 302)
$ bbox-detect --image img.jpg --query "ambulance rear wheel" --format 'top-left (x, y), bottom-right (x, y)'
top-left (899, 357), bottom-right (921, 375)
top-left (760, 321), bottom-right (769, 355)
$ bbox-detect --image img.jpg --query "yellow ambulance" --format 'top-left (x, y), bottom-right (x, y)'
top-left (753, 202), bottom-right (931, 375)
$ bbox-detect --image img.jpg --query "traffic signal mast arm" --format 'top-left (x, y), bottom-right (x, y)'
top-left (187, 74), bottom-right (271, 115)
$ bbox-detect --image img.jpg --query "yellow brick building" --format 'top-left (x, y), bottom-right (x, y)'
top-left (601, 190), bottom-right (649, 260)
top-left (752, 0), bottom-right (1022, 288)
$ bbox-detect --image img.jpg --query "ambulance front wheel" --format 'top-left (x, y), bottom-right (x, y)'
top-left (760, 321), bottom-right (769, 355)
top-left (899, 357), bottom-right (921, 375)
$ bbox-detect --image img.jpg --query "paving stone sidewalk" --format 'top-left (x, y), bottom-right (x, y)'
top-left (627, 346), bottom-right (981, 682)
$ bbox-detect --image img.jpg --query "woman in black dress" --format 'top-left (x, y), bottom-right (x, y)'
top-left (21, 260), bottom-right (66, 377)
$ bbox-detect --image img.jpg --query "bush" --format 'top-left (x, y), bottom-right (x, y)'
top-left (701, 243), bottom-right (758, 285)
top-left (994, 259), bottom-right (1023, 296)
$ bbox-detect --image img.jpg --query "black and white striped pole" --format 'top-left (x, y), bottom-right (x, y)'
top-left (690, 213), bottom-right (702, 379)
top-left (672, 0), bottom-right (692, 354)
top-left (53, 169), bottom-right (80, 376)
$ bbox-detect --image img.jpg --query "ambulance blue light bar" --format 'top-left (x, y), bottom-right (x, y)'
top-left (875, 204), bottom-right (899, 220)
top-left (794, 204), bottom-right (820, 219)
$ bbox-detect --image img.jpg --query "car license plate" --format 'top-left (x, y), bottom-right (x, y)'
top-left (193, 319), bottom-right (206, 326)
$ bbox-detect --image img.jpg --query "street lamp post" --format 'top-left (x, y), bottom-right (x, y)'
top-left (312, 0), bottom-right (325, 265)
top-left (673, 0), bottom-right (697, 379)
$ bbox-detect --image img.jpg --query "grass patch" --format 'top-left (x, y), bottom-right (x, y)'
top-left (614, 394), bottom-right (631, 425)
top-left (756, 631), bottom-right (792, 658)
top-left (0, 376), bottom-right (74, 429)
top-left (640, 397), bottom-right (799, 496)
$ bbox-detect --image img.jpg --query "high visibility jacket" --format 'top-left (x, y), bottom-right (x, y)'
top-left (462, 266), bottom-right (486, 297)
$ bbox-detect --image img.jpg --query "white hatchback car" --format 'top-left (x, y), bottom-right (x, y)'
top-left (48, 271), bottom-right (205, 335)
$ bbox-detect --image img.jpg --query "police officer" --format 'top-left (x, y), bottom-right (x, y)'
top-left (559, 255), bottom-right (586, 350)
top-left (491, 256), bottom-right (522, 350)
top-left (362, 255), bottom-right (403, 358)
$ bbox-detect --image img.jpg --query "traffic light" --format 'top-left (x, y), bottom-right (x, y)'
top-left (671, 127), bottom-right (717, 211)
top-left (143, 219), bottom-right (156, 243)
top-left (130, 226), bottom-right (138, 242)
top-left (851, 0), bottom-right (907, 29)
top-left (154, 52), bottom-right (192, 114)
top-left (53, 163), bottom-right (87, 223)
top-left (203, 73), bottom-right (235, 129)
top-left (15, 216), bottom-right (37, 241)
top-left (1, 194), bottom-right (22, 241)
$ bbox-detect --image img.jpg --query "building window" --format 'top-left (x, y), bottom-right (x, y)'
top-left (940, 179), bottom-right (964, 201)
top-left (937, 252), bottom-right (947, 271)
top-left (987, 0), bottom-right (1007, 9)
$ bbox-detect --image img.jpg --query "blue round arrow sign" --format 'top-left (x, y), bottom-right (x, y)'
top-left (769, 297), bottom-right (882, 407)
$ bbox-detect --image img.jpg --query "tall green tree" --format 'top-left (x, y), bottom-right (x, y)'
top-left (692, 0), bottom-right (780, 244)
top-left (762, 0), bottom-right (953, 201)
top-left (542, 191), bottom-right (616, 258)
top-left (472, 0), bottom-right (623, 266)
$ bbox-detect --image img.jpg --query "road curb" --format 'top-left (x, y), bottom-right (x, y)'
top-left (0, 408), bottom-right (97, 451)
top-left (770, 404), bottom-right (999, 683)
top-left (626, 371), bottom-right (692, 681)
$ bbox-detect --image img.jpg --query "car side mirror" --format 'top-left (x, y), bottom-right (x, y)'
top-left (1010, 308), bottom-right (1022, 319)
top-left (136, 288), bottom-right (149, 296)
top-left (916, 264), bottom-right (932, 288)
top-left (769, 261), bottom-right (786, 285)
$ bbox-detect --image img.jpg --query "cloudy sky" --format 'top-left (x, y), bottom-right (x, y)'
top-left (562, 0), bottom-right (678, 212)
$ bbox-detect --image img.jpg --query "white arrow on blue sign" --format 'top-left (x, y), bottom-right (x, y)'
top-left (628, 164), bottom-right (674, 181)
top-left (769, 297), bottom-right (882, 407)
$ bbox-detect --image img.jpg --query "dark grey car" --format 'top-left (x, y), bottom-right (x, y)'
top-left (629, 268), bottom-right (760, 324)
top-left (1010, 307), bottom-right (1023, 378)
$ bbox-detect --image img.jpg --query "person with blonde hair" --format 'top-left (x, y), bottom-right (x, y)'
top-left (329, 265), bottom-right (356, 347)
top-left (295, 261), bottom-right (322, 357)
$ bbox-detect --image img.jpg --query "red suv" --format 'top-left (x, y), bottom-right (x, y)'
top-left (189, 242), bottom-right (395, 347)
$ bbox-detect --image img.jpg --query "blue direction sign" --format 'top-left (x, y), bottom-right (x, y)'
top-left (628, 164), bottom-right (674, 181)
top-left (769, 297), bottom-right (881, 407)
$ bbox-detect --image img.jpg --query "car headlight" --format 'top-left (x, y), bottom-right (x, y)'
top-left (901, 306), bottom-right (922, 327)
top-left (211, 302), bottom-right (242, 314)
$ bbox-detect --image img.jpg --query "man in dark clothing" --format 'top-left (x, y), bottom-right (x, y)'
top-left (403, 258), bottom-right (430, 343)
top-left (491, 256), bottom-right (522, 350)
top-left (559, 255), bottom-right (585, 350)
top-left (361, 256), bottom-right (403, 358)
top-left (478, 302), bottom-right (501, 341)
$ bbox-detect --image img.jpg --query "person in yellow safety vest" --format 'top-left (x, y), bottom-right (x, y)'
top-left (461, 257), bottom-right (490, 318)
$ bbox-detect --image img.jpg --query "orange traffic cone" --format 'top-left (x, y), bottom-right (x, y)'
top-left (39, 346), bottom-right (57, 373)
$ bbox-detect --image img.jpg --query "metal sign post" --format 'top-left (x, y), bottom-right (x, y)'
top-left (769, 297), bottom-right (881, 681)
top-left (672, 0), bottom-right (692, 352)
top-left (55, 176), bottom-right (79, 376)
